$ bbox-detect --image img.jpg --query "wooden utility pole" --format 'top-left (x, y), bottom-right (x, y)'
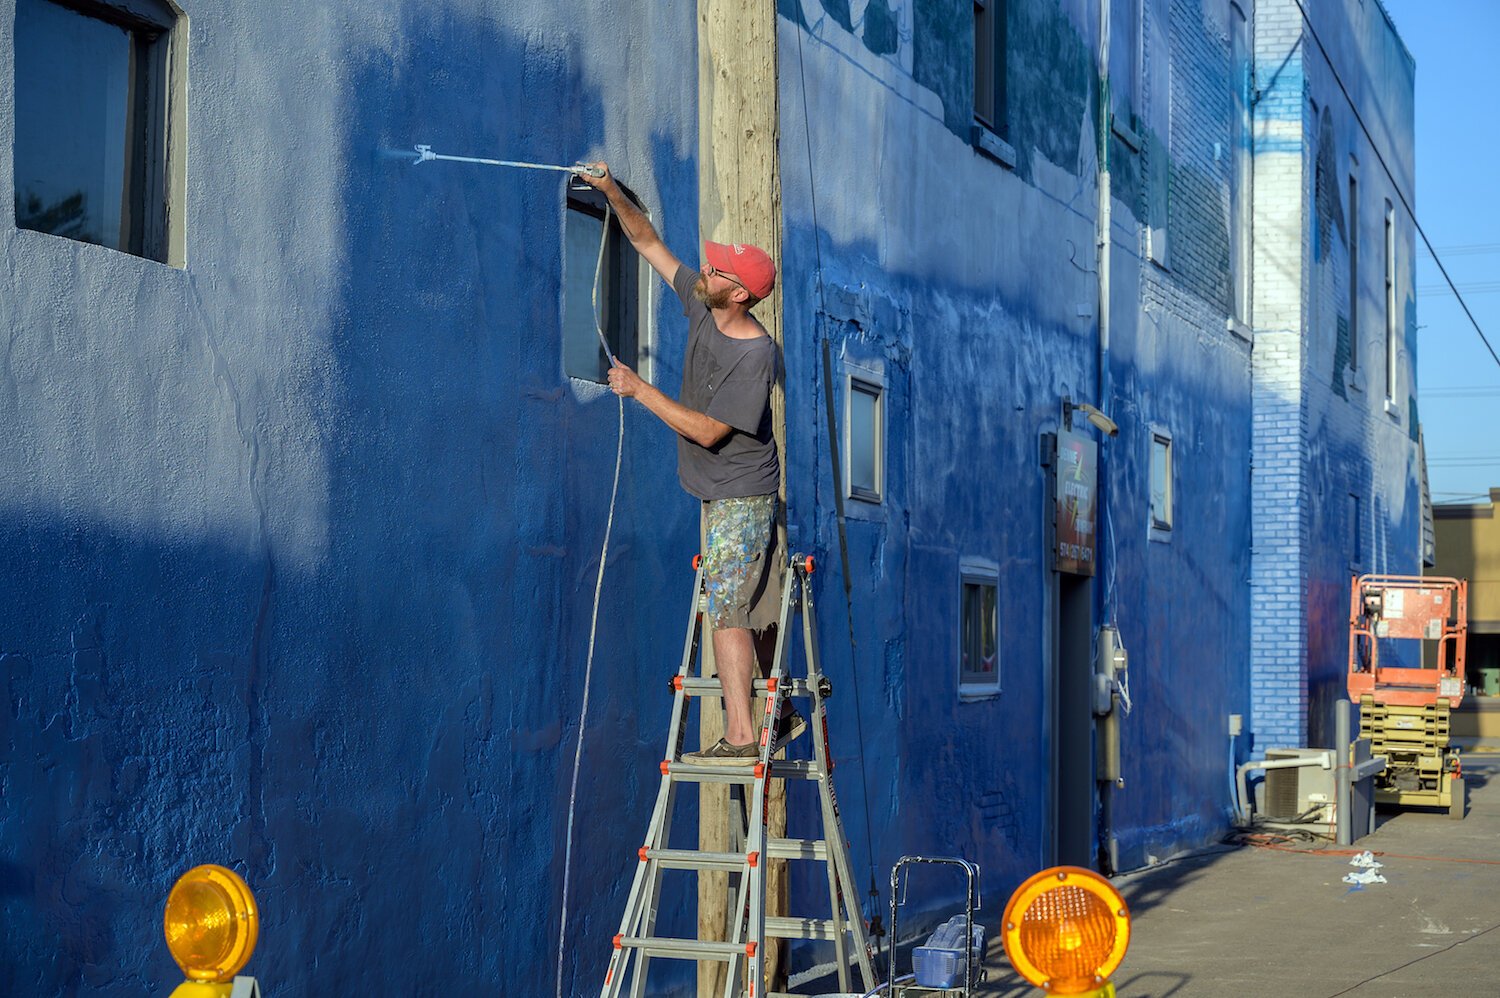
top-left (696, 2), bottom-right (787, 996)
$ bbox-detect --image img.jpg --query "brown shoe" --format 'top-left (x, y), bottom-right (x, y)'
top-left (682, 738), bottom-right (759, 765)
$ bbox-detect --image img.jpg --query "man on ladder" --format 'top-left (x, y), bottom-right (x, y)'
top-left (577, 163), bottom-right (804, 761)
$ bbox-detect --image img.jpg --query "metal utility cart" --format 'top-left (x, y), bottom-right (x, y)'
top-left (885, 856), bottom-right (982, 998)
top-left (1347, 574), bottom-right (1468, 818)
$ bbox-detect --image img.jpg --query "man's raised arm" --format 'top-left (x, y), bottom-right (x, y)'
top-left (574, 163), bottom-right (683, 283)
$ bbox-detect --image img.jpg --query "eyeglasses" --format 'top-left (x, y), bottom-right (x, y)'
top-left (705, 264), bottom-right (746, 290)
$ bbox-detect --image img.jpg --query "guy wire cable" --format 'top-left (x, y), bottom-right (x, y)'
top-left (1286, 0), bottom-right (1500, 371)
top-left (793, 12), bottom-right (886, 958)
top-left (557, 199), bottom-right (623, 998)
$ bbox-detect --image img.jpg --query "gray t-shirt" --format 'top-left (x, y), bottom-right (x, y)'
top-left (672, 263), bottom-right (780, 501)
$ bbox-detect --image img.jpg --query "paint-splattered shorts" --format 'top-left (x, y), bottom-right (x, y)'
top-left (701, 494), bottom-right (782, 631)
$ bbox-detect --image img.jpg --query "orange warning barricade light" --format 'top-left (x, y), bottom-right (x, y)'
top-left (1002, 866), bottom-right (1130, 996)
top-left (163, 864), bottom-right (259, 996)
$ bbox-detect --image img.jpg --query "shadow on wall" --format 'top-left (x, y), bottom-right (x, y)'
top-left (1, 10), bottom-right (708, 997)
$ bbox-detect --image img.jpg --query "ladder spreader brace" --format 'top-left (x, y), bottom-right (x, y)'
top-left (600, 553), bottom-right (877, 998)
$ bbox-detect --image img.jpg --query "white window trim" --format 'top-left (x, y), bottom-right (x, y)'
top-left (1384, 199), bottom-right (1398, 406)
top-left (959, 556), bottom-right (1001, 700)
top-left (845, 372), bottom-right (884, 505)
top-left (1149, 425), bottom-right (1173, 541)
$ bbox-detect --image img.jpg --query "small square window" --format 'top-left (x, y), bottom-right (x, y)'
top-left (1150, 429), bottom-right (1173, 536)
top-left (14, 0), bottom-right (183, 263)
top-left (846, 376), bottom-right (883, 503)
top-left (960, 564), bottom-right (1000, 697)
top-left (563, 185), bottom-right (645, 384)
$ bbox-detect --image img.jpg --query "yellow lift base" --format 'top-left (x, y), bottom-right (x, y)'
top-left (1360, 696), bottom-right (1465, 818)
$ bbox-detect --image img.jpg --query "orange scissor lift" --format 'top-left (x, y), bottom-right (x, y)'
top-left (1347, 574), bottom-right (1468, 818)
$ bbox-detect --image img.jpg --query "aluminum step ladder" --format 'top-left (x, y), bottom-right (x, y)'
top-left (599, 553), bottom-right (877, 998)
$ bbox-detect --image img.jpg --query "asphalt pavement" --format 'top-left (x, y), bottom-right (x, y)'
top-left (976, 754), bottom-right (1500, 998)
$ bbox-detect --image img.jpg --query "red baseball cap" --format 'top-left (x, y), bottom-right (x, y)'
top-left (704, 241), bottom-right (776, 299)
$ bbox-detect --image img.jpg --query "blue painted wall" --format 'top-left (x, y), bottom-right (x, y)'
top-left (777, 0), bottom-right (1253, 910)
top-left (1, 0), bottom-right (1416, 992)
top-left (1, 0), bottom-right (704, 993)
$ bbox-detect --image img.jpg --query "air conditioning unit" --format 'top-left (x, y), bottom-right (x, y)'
top-left (1262, 748), bottom-right (1336, 822)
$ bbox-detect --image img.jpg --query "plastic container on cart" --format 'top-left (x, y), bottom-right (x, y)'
top-left (912, 915), bottom-right (984, 989)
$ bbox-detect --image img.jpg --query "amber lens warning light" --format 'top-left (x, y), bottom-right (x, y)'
top-left (164, 864), bottom-right (259, 983)
top-left (1002, 866), bottom-right (1130, 995)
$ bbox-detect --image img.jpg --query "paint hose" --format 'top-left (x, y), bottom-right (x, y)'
top-left (556, 200), bottom-right (620, 998)
top-left (402, 144), bottom-right (616, 994)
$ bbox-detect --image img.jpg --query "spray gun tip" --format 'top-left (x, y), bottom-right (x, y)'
top-left (413, 144), bottom-right (435, 165)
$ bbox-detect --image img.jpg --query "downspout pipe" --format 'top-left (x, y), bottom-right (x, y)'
top-left (1094, 0), bottom-right (1117, 872)
top-left (1096, 0), bottom-right (1112, 419)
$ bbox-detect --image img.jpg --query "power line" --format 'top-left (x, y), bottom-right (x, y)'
top-left (1422, 242), bottom-right (1500, 257)
top-left (1420, 385), bottom-right (1500, 398)
top-left (1418, 281), bottom-right (1500, 296)
top-left (1290, 0), bottom-right (1500, 371)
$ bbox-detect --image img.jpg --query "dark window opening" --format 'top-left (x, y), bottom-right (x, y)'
top-left (960, 575), bottom-right (1000, 694)
top-left (14, 0), bottom-right (179, 261)
top-left (563, 184), bottom-right (643, 384)
top-left (1348, 174), bottom-right (1359, 371)
top-left (974, 0), bottom-right (1007, 136)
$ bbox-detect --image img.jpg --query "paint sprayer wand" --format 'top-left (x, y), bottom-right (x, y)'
top-left (411, 144), bottom-right (604, 178)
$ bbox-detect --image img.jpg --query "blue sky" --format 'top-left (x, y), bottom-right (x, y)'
top-left (1383, 0), bottom-right (1500, 505)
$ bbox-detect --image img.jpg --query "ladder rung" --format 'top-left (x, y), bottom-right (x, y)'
top-left (677, 677), bottom-right (813, 697)
top-left (640, 838), bottom-right (830, 871)
top-left (765, 915), bottom-right (844, 941)
top-left (643, 848), bottom-right (746, 871)
top-left (767, 837), bottom-right (830, 862)
top-left (615, 936), bottom-right (750, 961)
top-left (663, 760), bottom-right (824, 783)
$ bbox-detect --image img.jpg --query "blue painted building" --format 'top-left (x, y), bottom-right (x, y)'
top-left (0, 0), bottom-right (1418, 994)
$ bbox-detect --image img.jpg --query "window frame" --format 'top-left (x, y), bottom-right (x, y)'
top-left (1348, 170), bottom-right (1359, 373)
top-left (561, 183), bottom-right (650, 385)
top-left (1149, 426), bottom-right (1173, 539)
top-left (971, 0), bottom-right (1015, 168)
top-left (844, 373), bottom-right (884, 505)
top-left (958, 557), bottom-right (1001, 699)
top-left (12, 0), bottom-right (186, 265)
top-left (1384, 199), bottom-right (1397, 403)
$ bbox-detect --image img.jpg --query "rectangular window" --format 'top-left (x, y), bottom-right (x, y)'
top-left (1384, 200), bottom-right (1397, 400)
top-left (14, 0), bottom-right (183, 263)
top-left (1145, 0), bottom-right (1170, 267)
top-left (1228, 2), bottom-right (1251, 325)
top-left (973, 0), bottom-right (1006, 135)
top-left (1348, 173), bottom-right (1359, 371)
top-left (1150, 428), bottom-right (1173, 535)
top-left (959, 562), bottom-right (1000, 697)
top-left (563, 186), bottom-right (643, 384)
top-left (846, 376), bottom-right (883, 503)
top-left (1110, 0), bottom-right (1142, 131)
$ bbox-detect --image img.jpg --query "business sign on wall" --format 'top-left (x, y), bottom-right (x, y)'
top-left (1055, 430), bottom-right (1097, 576)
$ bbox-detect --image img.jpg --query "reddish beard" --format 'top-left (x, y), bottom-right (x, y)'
top-left (692, 278), bottom-right (735, 310)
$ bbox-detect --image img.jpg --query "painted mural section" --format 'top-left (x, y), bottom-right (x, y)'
top-left (1249, 0), bottom-right (1421, 753)
top-left (775, 0), bottom-right (1253, 910)
top-left (0, 0), bottom-right (707, 994)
